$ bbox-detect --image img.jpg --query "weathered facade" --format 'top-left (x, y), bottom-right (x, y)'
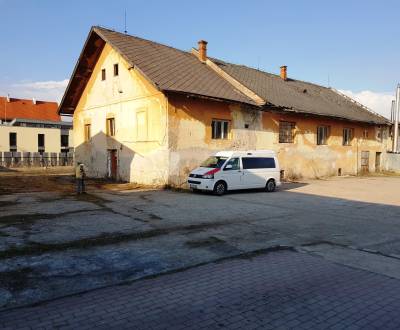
top-left (59, 27), bottom-right (391, 187)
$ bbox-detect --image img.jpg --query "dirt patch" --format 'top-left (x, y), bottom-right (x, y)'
top-left (0, 220), bottom-right (235, 259)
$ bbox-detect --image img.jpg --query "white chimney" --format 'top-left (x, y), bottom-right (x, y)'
top-left (6, 94), bottom-right (10, 102)
top-left (393, 84), bottom-right (400, 153)
top-left (32, 98), bottom-right (37, 105)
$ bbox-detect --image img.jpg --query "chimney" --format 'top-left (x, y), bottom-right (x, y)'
top-left (280, 66), bottom-right (287, 80)
top-left (32, 98), bottom-right (37, 105)
top-left (198, 40), bottom-right (208, 62)
top-left (6, 94), bottom-right (10, 102)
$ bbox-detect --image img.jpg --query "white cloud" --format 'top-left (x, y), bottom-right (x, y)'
top-left (339, 89), bottom-right (394, 119)
top-left (1, 79), bottom-right (69, 103)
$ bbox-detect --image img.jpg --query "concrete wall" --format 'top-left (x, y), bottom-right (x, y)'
top-left (167, 94), bottom-right (390, 187)
top-left (385, 153), bottom-right (400, 173)
top-left (0, 125), bottom-right (73, 153)
top-left (73, 44), bottom-right (169, 185)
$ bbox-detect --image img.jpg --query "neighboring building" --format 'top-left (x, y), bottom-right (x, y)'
top-left (59, 26), bottom-right (391, 186)
top-left (0, 96), bottom-right (73, 167)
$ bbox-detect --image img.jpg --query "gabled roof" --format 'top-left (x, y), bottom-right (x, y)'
top-left (213, 60), bottom-right (388, 124)
top-left (0, 97), bottom-right (60, 121)
top-left (58, 27), bottom-right (256, 115)
top-left (59, 26), bottom-right (389, 125)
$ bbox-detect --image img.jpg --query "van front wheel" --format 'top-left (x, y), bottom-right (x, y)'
top-left (265, 179), bottom-right (276, 192)
top-left (213, 181), bottom-right (227, 196)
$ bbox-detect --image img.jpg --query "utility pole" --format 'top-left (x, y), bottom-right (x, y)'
top-left (394, 84), bottom-right (400, 153)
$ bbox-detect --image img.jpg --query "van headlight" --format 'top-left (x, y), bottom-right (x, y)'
top-left (201, 168), bottom-right (220, 179)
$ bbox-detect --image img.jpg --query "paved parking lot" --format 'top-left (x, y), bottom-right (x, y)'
top-left (0, 175), bottom-right (400, 310)
top-left (2, 250), bottom-right (400, 330)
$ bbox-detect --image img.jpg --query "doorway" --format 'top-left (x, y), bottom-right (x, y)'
top-left (375, 152), bottom-right (381, 172)
top-left (107, 149), bottom-right (118, 180)
top-left (361, 151), bottom-right (369, 173)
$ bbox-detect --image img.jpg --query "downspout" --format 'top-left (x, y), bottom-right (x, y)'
top-left (394, 84), bottom-right (400, 153)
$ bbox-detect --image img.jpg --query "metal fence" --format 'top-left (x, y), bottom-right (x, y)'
top-left (0, 151), bottom-right (74, 168)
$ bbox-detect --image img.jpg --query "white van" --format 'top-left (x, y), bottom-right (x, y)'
top-left (187, 150), bottom-right (281, 195)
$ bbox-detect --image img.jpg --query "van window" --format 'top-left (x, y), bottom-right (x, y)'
top-left (224, 158), bottom-right (240, 171)
top-left (242, 157), bottom-right (275, 169)
top-left (200, 156), bottom-right (228, 168)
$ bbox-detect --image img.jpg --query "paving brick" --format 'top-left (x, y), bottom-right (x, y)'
top-left (2, 251), bottom-right (400, 329)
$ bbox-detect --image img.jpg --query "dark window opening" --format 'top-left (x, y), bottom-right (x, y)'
top-left (114, 64), bottom-right (119, 76)
top-left (317, 126), bottom-right (329, 145)
top-left (61, 134), bottom-right (69, 147)
top-left (38, 134), bottom-right (45, 152)
top-left (9, 132), bottom-right (17, 152)
top-left (242, 157), bottom-right (276, 169)
top-left (211, 119), bottom-right (229, 139)
top-left (101, 68), bottom-right (106, 81)
top-left (279, 121), bottom-right (295, 143)
top-left (343, 128), bottom-right (353, 146)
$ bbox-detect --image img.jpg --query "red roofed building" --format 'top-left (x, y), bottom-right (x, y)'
top-left (0, 96), bottom-right (60, 122)
top-left (0, 96), bottom-right (73, 166)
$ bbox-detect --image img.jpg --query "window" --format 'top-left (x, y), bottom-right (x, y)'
top-left (317, 126), bottom-right (329, 145)
top-left (38, 134), bottom-right (45, 152)
top-left (101, 68), bottom-right (106, 81)
top-left (224, 157), bottom-right (240, 171)
top-left (106, 118), bottom-right (115, 136)
top-left (84, 124), bottom-right (91, 142)
top-left (242, 157), bottom-right (276, 169)
top-left (363, 129), bottom-right (369, 139)
top-left (211, 119), bottom-right (229, 139)
top-left (136, 111), bottom-right (148, 141)
top-left (9, 132), bottom-right (17, 152)
top-left (343, 128), bottom-right (353, 146)
top-left (200, 156), bottom-right (228, 168)
top-left (113, 64), bottom-right (119, 76)
top-left (376, 126), bottom-right (383, 142)
top-left (61, 134), bottom-right (69, 147)
top-left (279, 121), bottom-right (295, 143)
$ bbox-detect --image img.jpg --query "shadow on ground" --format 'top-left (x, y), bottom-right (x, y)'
top-left (0, 177), bottom-right (400, 310)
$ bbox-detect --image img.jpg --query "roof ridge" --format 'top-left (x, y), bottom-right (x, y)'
top-left (94, 26), bottom-right (194, 57)
top-left (330, 88), bottom-right (389, 122)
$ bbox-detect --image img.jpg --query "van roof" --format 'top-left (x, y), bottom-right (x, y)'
top-left (215, 150), bottom-right (276, 157)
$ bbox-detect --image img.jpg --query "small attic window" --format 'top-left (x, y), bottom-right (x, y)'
top-left (101, 69), bottom-right (106, 81)
top-left (114, 64), bottom-right (119, 76)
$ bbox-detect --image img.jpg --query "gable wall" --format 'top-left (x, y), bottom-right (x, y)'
top-left (73, 43), bottom-right (169, 184)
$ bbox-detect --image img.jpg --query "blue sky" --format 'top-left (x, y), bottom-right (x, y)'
top-left (0, 0), bottom-right (398, 117)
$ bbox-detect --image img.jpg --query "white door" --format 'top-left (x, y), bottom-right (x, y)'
top-left (220, 157), bottom-right (242, 190)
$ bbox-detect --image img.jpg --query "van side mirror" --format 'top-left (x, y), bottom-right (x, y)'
top-left (224, 164), bottom-right (233, 170)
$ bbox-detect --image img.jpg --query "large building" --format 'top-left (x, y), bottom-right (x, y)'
top-left (59, 26), bottom-right (391, 186)
top-left (0, 96), bottom-right (73, 167)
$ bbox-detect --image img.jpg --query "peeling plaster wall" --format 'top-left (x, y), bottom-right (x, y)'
top-left (73, 44), bottom-right (169, 185)
top-left (167, 94), bottom-right (390, 187)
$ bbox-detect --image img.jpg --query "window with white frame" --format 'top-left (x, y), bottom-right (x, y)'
top-left (211, 119), bottom-right (230, 139)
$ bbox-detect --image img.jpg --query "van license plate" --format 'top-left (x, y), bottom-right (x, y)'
top-left (190, 184), bottom-right (198, 189)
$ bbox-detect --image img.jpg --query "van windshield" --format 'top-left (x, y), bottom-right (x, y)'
top-left (200, 156), bottom-right (228, 168)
